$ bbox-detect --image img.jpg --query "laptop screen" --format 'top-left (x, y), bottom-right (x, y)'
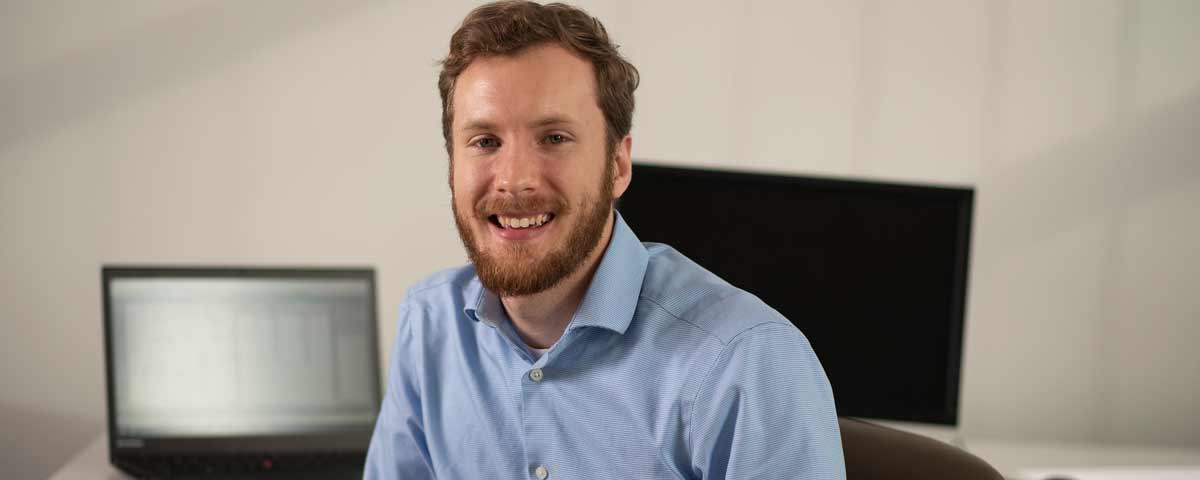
top-left (102, 267), bottom-right (380, 452)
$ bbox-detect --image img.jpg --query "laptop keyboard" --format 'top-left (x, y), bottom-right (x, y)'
top-left (119, 451), bottom-right (365, 477)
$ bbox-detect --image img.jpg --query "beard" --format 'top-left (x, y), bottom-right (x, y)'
top-left (452, 161), bottom-right (615, 297)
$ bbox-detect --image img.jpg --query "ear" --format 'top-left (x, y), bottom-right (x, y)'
top-left (611, 135), bottom-right (633, 199)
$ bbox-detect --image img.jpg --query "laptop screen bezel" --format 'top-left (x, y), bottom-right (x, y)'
top-left (101, 266), bottom-right (382, 457)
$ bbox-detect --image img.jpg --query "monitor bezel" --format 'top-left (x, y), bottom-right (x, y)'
top-left (100, 265), bottom-right (382, 457)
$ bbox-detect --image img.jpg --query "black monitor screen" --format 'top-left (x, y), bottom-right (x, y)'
top-left (618, 164), bottom-right (973, 425)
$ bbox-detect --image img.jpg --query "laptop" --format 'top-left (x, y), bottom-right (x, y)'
top-left (101, 266), bottom-right (381, 478)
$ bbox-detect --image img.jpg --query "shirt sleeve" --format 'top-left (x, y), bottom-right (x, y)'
top-left (364, 303), bottom-right (436, 479)
top-left (688, 323), bottom-right (846, 480)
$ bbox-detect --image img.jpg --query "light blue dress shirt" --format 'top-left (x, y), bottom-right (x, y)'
top-left (365, 212), bottom-right (845, 479)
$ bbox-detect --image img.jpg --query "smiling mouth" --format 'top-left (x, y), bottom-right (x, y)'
top-left (489, 213), bottom-right (556, 229)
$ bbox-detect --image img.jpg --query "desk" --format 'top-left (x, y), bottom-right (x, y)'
top-left (52, 433), bottom-right (1200, 480)
top-left (966, 440), bottom-right (1200, 480)
top-left (49, 434), bottom-right (129, 480)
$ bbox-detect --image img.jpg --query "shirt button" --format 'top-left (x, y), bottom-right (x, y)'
top-left (534, 465), bottom-right (549, 479)
top-left (529, 368), bottom-right (544, 382)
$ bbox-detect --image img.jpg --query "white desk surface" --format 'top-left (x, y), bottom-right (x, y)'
top-left (966, 439), bottom-right (1200, 480)
top-left (51, 433), bottom-right (1200, 480)
top-left (49, 434), bottom-right (129, 480)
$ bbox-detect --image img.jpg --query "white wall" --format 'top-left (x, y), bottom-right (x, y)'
top-left (2, 1), bottom-right (1197, 477)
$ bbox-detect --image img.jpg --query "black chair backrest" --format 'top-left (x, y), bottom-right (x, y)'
top-left (840, 418), bottom-right (1004, 480)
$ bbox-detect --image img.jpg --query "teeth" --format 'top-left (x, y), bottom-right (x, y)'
top-left (498, 214), bottom-right (551, 229)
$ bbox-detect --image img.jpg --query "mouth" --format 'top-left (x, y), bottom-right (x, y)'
top-left (488, 212), bottom-right (556, 230)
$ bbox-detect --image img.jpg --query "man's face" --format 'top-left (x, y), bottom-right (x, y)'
top-left (449, 43), bottom-right (630, 297)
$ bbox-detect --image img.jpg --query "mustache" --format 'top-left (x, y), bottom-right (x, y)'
top-left (475, 194), bottom-right (570, 216)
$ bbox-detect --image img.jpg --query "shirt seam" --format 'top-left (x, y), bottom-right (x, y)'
top-left (397, 302), bottom-right (424, 413)
top-left (685, 322), bottom-right (799, 471)
top-left (407, 275), bottom-right (473, 299)
top-left (639, 291), bottom-right (792, 472)
top-left (636, 291), bottom-right (740, 345)
top-left (391, 300), bottom-right (438, 475)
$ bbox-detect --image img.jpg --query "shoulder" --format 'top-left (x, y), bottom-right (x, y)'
top-left (401, 263), bottom-right (478, 310)
top-left (393, 263), bottom-right (480, 342)
top-left (639, 242), bottom-right (799, 345)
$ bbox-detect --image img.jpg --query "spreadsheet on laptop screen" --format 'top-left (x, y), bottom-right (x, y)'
top-left (108, 277), bottom-right (378, 437)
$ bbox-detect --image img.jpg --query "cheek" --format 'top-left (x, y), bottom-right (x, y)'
top-left (450, 162), bottom-right (482, 197)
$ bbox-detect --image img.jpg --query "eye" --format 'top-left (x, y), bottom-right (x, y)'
top-left (544, 134), bottom-right (569, 145)
top-left (472, 136), bottom-right (501, 149)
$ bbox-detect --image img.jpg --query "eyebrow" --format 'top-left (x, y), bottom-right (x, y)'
top-left (459, 119), bottom-right (497, 135)
top-left (528, 115), bottom-right (577, 129)
top-left (458, 115), bottom-right (580, 135)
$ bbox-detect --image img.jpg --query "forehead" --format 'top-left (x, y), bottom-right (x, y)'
top-left (452, 43), bottom-right (601, 129)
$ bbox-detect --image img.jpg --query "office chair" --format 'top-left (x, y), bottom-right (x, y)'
top-left (840, 417), bottom-right (1004, 480)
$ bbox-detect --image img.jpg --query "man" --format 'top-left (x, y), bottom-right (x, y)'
top-left (365, 2), bottom-right (845, 478)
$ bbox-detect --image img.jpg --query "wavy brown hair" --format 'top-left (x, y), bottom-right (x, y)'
top-left (438, 1), bottom-right (639, 157)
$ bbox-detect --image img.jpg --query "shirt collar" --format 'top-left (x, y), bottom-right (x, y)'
top-left (464, 211), bottom-right (648, 335)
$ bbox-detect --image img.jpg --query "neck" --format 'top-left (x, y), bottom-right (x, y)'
top-left (502, 212), bottom-right (615, 349)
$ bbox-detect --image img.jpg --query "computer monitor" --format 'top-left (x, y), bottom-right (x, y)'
top-left (618, 163), bottom-right (973, 425)
top-left (101, 266), bottom-right (381, 475)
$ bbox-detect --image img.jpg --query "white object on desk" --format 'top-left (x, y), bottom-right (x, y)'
top-left (1018, 467), bottom-right (1200, 480)
top-left (48, 434), bottom-right (130, 480)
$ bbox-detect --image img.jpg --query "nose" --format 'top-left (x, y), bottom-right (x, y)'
top-left (493, 138), bottom-right (540, 196)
